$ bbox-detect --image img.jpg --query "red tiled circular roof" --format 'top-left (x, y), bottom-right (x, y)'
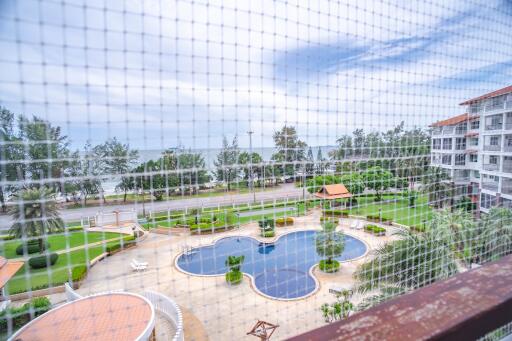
top-left (12, 293), bottom-right (154, 341)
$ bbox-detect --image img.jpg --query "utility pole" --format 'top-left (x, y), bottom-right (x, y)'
top-left (247, 130), bottom-right (256, 203)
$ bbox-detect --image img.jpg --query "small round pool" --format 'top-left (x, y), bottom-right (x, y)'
top-left (176, 230), bottom-right (367, 299)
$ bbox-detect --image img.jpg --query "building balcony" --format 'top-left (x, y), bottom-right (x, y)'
top-left (443, 127), bottom-right (455, 135)
top-left (481, 181), bottom-right (499, 191)
top-left (485, 123), bottom-right (503, 131)
top-left (503, 162), bottom-right (512, 173)
top-left (483, 163), bottom-right (499, 171)
top-left (483, 145), bottom-right (501, 151)
top-left (504, 145), bottom-right (512, 152)
top-left (502, 185), bottom-right (512, 196)
top-left (505, 122), bottom-right (512, 130)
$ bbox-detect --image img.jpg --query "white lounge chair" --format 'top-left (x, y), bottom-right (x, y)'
top-left (130, 261), bottom-right (147, 271)
top-left (355, 221), bottom-right (363, 230)
top-left (133, 258), bottom-right (148, 267)
top-left (350, 220), bottom-right (358, 229)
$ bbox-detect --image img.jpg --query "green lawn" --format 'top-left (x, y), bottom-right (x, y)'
top-left (345, 194), bottom-right (432, 227)
top-left (1, 231), bottom-right (127, 259)
top-left (5, 245), bottom-right (105, 295)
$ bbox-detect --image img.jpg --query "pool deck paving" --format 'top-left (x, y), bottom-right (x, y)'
top-left (71, 208), bottom-right (399, 341)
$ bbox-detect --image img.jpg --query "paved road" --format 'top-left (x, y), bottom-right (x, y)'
top-left (0, 184), bottom-right (307, 228)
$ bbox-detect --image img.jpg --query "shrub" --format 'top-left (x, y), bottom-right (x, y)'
top-left (0, 235), bottom-right (15, 241)
top-left (410, 225), bottom-right (426, 232)
top-left (67, 226), bottom-right (83, 232)
top-left (364, 224), bottom-right (386, 236)
top-left (71, 265), bottom-right (88, 282)
top-left (258, 218), bottom-right (275, 229)
top-left (0, 297), bottom-right (52, 332)
top-left (275, 217), bottom-right (294, 227)
top-left (225, 271), bottom-right (243, 285)
top-left (319, 259), bottom-right (340, 273)
top-left (320, 216), bottom-right (339, 224)
top-left (262, 231), bottom-right (275, 238)
top-left (323, 209), bottom-right (349, 217)
top-left (28, 253), bottom-right (59, 269)
top-left (366, 214), bottom-right (391, 223)
top-left (15, 240), bottom-right (50, 255)
top-left (105, 239), bottom-right (136, 253)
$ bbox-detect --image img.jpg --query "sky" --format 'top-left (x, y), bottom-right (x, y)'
top-left (0, 0), bottom-right (511, 151)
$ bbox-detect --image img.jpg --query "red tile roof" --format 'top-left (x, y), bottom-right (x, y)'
top-left (314, 184), bottom-right (352, 199)
top-left (0, 256), bottom-right (24, 289)
top-left (430, 113), bottom-right (473, 127)
top-left (460, 85), bottom-right (512, 105)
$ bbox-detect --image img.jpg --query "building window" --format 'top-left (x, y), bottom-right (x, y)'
top-left (432, 139), bottom-right (441, 150)
top-left (455, 154), bottom-right (466, 166)
top-left (481, 193), bottom-right (497, 209)
top-left (442, 138), bottom-right (452, 150)
top-left (469, 154), bottom-right (478, 162)
top-left (455, 137), bottom-right (466, 150)
top-left (442, 155), bottom-right (452, 165)
top-left (490, 136), bottom-right (500, 146)
top-left (489, 155), bottom-right (499, 164)
top-left (470, 120), bottom-right (480, 130)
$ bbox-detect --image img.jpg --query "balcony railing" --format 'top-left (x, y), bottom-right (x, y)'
top-left (502, 186), bottom-right (512, 195)
top-left (483, 145), bottom-right (501, 151)
top-left (504, 144), bottom-right (512, 152)
top-left (482, 181), bottom-right (499, 191)
top-left (485, 123), bottom-right (503, 131)
top-left (505, 122), bottom-right (512, 130)
top-left (288, 254), bottom-right (512, 341)
top-left (483, 163), bottom-right (499, 171)
top-left (455, 128), bottom-right (467, 135)
top-left (503, 162), bottom-right (512, 173)
top-left (443, 127), bottom-right (455, 134)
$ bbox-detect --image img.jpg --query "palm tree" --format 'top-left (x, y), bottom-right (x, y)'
top-left (9, 187), bottom-right (64, 252)
top-left (477, 207), bottom-right (512, 263)
top-left (421, 166), bottom-right (452, 208)
top-left (353, 228), bottom-right (458, 295)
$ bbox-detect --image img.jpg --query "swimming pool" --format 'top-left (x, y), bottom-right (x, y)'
top-left (176, 230), bottom-right (367, 299)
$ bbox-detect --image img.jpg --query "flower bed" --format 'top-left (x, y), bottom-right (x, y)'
top-left (322, 209), bottom-right (349, 217)
top-left (364, 224), bottom-right (386, 236)
top-left (275, 217), bottom-right (294, 227)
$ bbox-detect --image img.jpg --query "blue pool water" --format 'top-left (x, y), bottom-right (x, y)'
top-left (176, 230), bottom-right (367, 299)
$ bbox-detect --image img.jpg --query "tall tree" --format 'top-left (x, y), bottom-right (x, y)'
top-left (93, 138), bottom-right (139, 202)
top-left (362, 166), bottom-right (394, 201)
top-left (0, 108), bottom-right (24, 211)
top-left (214, 136), bottom-right (240, 191)
top-left (271, 126), bottom-right (307, 177)
top-left (238, 151), bottom-right (264, 185)
top-left (18, 116), bottom-right (72, 192)
top-left (9, 187), bottom-right (64, 252)
top-left (316, 221), bottom-right (345, 272)
top-left (305, 147), bottom-right (315, 175)
top-left (65, 143), bottom-right (103, 205)
top-left (316, 148), bottom-right (328, 174)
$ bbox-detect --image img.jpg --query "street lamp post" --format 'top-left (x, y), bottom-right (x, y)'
top-left (247, 130), bottom-right (256, 203)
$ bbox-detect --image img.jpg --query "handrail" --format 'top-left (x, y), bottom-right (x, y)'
top-left (142, 290), bottom-right (184, 341)
top-left (286, 254), bottom-right (512, 341)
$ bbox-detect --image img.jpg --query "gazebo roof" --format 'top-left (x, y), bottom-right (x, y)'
top-left (0, 256), bottom-right (23, 289)
top-left (314, 184), bottom-right (352, 199)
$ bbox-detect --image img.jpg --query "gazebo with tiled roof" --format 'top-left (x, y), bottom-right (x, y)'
top-left (314, 184), bottom-right (352, 200)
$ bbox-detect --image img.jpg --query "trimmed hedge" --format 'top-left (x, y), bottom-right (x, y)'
top-left (0, 235), bottom-right (15, 241)
top-left (275, 217), bottom-right (294, 227)
top-left (15, 240), bottom-right (50, 255)
top-left (67, 226), bottom-right (84, 232)
top-left (225, 271), bottom-right (243, 285)
top-left (320, 216), bottom-right (339, 224)
top-left (0, 297), bottom-right (52, 333)
top-left (71, 265), bottom-right (88, 282)
top-left (28, 253), bottom-right (59, 269)
top-left (258, 218), bottom-right (275, 229)
top-left (319, 259), bottom-right (340, 273)
top-left (105, 239), bottom-right (136, 253)
top-left (366, 214), bottom-right (392, 224)
top-left (322, 209), bottom-right (349, 217)
top-left (410, 225), bottom-right (426, 232)
top-left (261, 231), bottom-right (275, 238)
top-left (364, 224), bottom-right (386, 236)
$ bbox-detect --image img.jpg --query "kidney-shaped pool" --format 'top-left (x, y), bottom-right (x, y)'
top-left (176, 230), bottom-right (367, 299)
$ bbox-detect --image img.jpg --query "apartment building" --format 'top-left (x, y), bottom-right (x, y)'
top-left (431, 85), bottom-right (512, 213)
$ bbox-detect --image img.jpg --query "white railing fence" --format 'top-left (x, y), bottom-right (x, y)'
top-left (64, 283), bottom-right (83, 302)
top-left (142, 290), bottom-right (184, 341)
